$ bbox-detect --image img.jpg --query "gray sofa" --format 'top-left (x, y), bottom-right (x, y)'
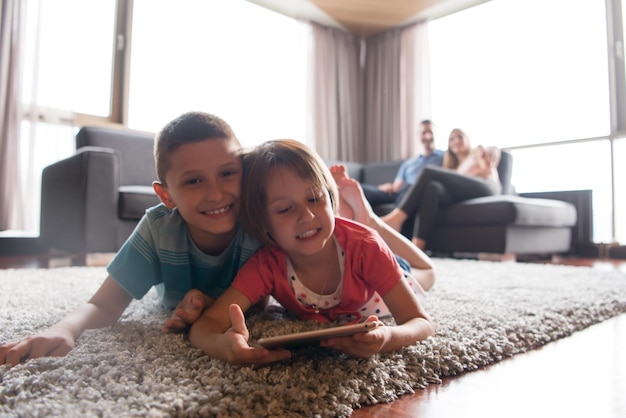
top-left (325, 154), bottom-right (579, 257)
top-left (38, 126), bottom-right (578, 261)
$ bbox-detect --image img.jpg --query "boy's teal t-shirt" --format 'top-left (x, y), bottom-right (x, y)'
top-left (107, 204), bottom-right (260, 309)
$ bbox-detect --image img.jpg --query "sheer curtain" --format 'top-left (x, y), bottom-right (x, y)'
top-left (0, 0), bottom-right (24, 231)
top-left (309, 22), bottom-right (363, 162)
top-left (363, 29), bottom-right (402, 162)
top-left (309, 20), bottom-right (430, 163)
top-left (400, 22), bottom-right (432, 155)
top-left (363, 22), bottom-right (431, 163)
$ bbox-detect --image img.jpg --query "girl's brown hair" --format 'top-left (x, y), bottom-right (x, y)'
top-left (240, 139), bottom-right (339, 247)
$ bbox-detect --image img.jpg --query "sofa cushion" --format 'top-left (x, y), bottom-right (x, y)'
top-left (439, 195), bottom-right (577, 227)
top-left (118, 185), bottom-right (160, 220)
top-left (361, 161), bottom-right (402, 185)
top-left (428, 225), bottom-right (573, 254)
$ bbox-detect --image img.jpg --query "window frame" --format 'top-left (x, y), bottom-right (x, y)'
top-left (21, 0), bottom-right (131, 129)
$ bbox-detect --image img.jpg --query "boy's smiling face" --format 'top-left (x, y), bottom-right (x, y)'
top-left (153, 138), bottom-right (242, 254)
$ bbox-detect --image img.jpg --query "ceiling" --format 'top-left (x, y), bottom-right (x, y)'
top-left (248, 0), bottom-right (490, 38)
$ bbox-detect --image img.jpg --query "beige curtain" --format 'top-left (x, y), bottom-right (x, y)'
top-left (308, 22), bottom-right (364, 162)
top-left (0, 0), bottom-right (24, 231)
top-left (363, 29), bottom-right (402, 162)
top-left (309, 20), bottom-right (431, 164)
top-left (400, 22), bottom-right (432, 159)
top-left (364, 22), bottom-right (431, 163)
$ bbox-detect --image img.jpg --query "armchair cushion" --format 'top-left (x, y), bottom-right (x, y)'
top-left (118, 186), bottom-right (160, 220)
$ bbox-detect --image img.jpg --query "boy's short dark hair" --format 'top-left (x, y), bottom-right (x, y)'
top-left (154, 111), bottom-right (240, 184)
top-left (240, 139), bottom-right (339, 247)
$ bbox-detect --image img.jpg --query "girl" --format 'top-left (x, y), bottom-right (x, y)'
top-left (188, 139), bottom-right (435, 366)
top-left (381, 128), bottom-right (502, 250)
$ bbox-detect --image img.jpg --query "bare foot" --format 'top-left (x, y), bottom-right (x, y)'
top-left (336, 177), bottom-right (375, 225)
top-left (329, 164), bottom-right (355, 220)
top-left (329, 164), bottom-right (349, 182)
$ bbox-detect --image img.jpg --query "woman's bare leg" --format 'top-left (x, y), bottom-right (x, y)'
top-left (380, 208), bottom-right (408, 232)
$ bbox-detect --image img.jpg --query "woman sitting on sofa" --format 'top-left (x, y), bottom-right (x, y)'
top-left (381, 128), bottom-right (502, 250)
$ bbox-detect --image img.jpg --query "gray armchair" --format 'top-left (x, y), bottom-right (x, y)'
top-left (38, 127), bottom-right (160, 261)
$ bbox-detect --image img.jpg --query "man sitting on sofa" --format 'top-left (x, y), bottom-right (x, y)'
top-left (361, 120), bottom-right (444, 207)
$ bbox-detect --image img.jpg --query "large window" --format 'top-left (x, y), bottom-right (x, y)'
top-left (429, 0), bottom-right (610, 147)
top-left (615, 137), bottom-right (626, 241)
top-left (18, 0), bottom-right (308, 232)
top-left (128, 0), bottom-right (308, 148)
top-left (21, 0), bottom-right (116, 118)
top-left (429, 0), bottom-right (621, 244)
top-left (19, 0), bottom-right (118, 231)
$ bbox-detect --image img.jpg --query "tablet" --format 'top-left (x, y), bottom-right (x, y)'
top-left (258, 322), bottom-right (377, 349)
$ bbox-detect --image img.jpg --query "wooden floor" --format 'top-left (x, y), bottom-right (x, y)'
top-left (1, 254), bottom-right (625, 417)
top-left (353, 256), bottom-right (626, 418)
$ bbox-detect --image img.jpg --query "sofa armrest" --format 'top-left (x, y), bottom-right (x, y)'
top-left (38, 147), bottom-right (121, 253)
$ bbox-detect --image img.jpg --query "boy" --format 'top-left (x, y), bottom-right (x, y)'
top-left (0, 111), bottom-right (260, 366)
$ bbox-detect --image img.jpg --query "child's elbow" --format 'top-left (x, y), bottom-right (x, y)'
top-left (188, 322), bottom-right (203, 349)
top-left (424, 267), bottom-right (436, 291)
top-left (413, 267), bottom-right (436, 292)
top-left (425, 318), bottom-right (436, 337)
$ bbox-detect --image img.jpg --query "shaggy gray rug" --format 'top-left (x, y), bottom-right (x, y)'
top-left (1, 259), bottom-right (625, 417)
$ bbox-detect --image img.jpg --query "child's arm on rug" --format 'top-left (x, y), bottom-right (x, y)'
top-left (162, 289), bottom-right (214, 334)
top-left (0, 276), bottom-right (132, 366)
top-left (188, 288), bottom-right (291, 366)
top-left (320, 279), bottom-right (435, 357)
top-left (162, 290), bottom-right (270, 334)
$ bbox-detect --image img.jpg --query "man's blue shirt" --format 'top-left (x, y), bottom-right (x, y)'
top-left (395, 150), bottom-right (444, 185)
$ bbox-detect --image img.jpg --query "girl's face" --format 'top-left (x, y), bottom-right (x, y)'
top-left (264, 166), bottom-right (335, 261)
top-left (154, 138), bottom-right (242, 254)
top-left (448, 129), bottom-right (470, 156)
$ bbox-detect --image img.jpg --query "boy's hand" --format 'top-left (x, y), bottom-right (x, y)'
top-left (0, 326), bottom-right (75, 367)
top-left (319, 316), bottom-right (385, 357)
top-left (218, 304), bottom-right (291, 367)
top-left (163, 289), bottom-right (214, 333)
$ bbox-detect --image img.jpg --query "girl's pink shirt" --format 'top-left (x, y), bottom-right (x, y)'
top-left (231, 218), bottom-right (403, 323)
